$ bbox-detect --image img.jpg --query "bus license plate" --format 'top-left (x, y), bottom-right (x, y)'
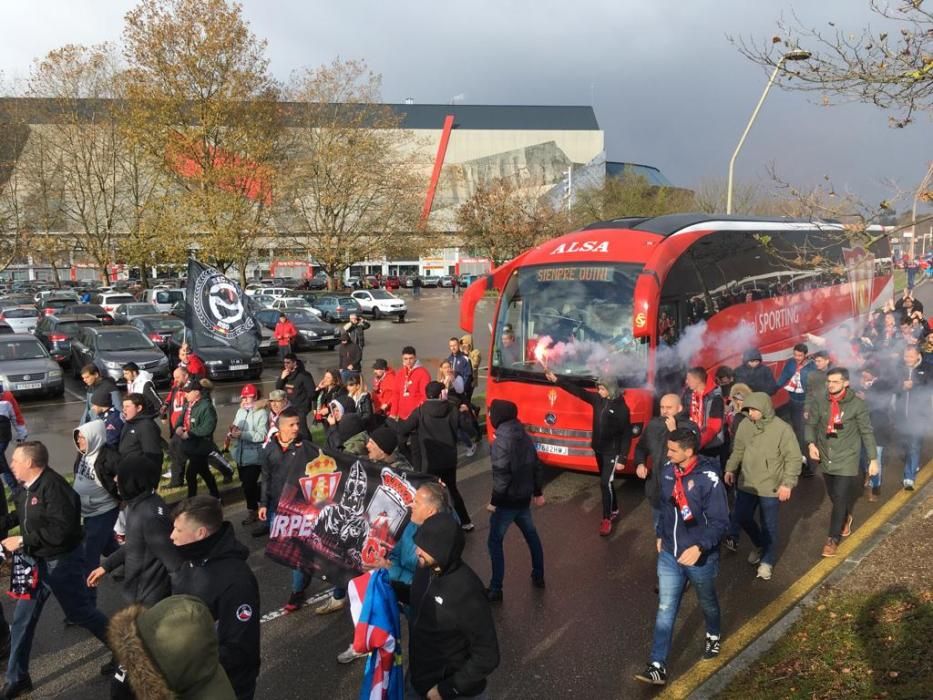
top-left (230, 364), bottom-right (248, 371)
top-left (536, 443), bottom-right (568, 456)
top-left (14, 383), bottom-right (42, 391)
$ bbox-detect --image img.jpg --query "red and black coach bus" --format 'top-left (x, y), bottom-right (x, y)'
top-left (459, 214), bottom-right (892, 474)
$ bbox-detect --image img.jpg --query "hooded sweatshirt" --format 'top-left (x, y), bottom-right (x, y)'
top-left (103, 456), bottom-right (182, 606)
top-left (725, 392), bottom-right (802, 496)
top-left (109, 595), bottom-right (237, 700)
top-left (553, 375), bottom-right (631, 455)
top-left (489, 400), bottom-right (543, 509)
top-left (733, 349), bottom-right (778, 396)
top-left (398, 398), bottom-right (459, 473)
top-left (72, 421), bottom-right (120, 518)
top-left (127, 369), bottom-right (163, 417)
top-left (409, 514), bottom-right (499, 698)
top-left (172, 523), bottom-right (261, 700)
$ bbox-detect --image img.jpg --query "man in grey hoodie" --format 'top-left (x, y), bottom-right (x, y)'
top-left (73, 421), bottom-right (121, 603)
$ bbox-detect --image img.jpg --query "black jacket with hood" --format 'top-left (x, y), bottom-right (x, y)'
top-left (488, 399), bottom-right (543, 509)
top-left (410, 514), bottom-right (499, 698)
top-left (633, 414), bottom-right (699, 509)
top-left (324, 395), bottom-right (366, 452)
top-left (172, 522), bottom-right (261, 700)
top-left (72, 420), bottom-right (121, 502)
top-left (118, 414), bottom-right (164, 469)
top-left (103, 456), bottom-right (182, 606)
top-left (399, 398), bottom-right (459, 473)
top-left (553, 376), bottom-right (631, 456)
top-left (274, 360), bottom-right (316, 417)
top-left (733, 349), bottom-right (778, 396)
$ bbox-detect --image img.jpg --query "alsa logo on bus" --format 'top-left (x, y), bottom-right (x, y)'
top-left (550, 241), bottom-right (610, 254)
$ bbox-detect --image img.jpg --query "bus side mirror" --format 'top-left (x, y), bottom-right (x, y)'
top-left (632, 271), bottom-right (659, 339)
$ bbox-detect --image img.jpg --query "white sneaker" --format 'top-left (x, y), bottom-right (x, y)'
top-left (162, 471), bottom-right (172, 479)
top-left (464, 443), bottom-right (477, 457)
top-left (756, 563), bottom-right (773, 580)
top-left (314, 595), bottom-right (347, 615)
top-left (747, 548), bottom-right (762, 565)
top-left (337, 644), bottom-right (368, 664)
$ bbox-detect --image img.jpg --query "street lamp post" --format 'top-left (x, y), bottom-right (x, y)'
top-left (726, 49), bottom-right (811, 214)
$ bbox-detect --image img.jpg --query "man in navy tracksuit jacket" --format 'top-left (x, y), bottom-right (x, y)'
top-left (775, 343), bottom-right (815, 473)
top-left (635, 428), bottom-right (730, 687)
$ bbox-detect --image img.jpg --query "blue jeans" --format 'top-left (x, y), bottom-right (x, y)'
top-left (903, 435), bottom-right (922, 483)
top-left (82, 507), bottom-right (120, 604)
top-left (487, 506), bottom-right (544, 591)
top-left (7, 549), bottom-right (110, 684)
top-left (732, 490), bottom-right (781, 566)
top-left (650, 549), bottom-right (721, 666)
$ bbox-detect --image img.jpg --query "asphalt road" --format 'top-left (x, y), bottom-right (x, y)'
top-left (6, 284), bottom-right (931, 699)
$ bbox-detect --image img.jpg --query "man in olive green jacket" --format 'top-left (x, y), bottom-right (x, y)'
top-left (724, 392), bottom-right (801, 580)
top-left (804, 367), bottom-right (878, 558)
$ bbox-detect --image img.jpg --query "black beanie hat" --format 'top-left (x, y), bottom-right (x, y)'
top-left (489, 399), bottom-right (518, 428)
top-left (369, 425), bottom-right (398, 455)
top-left (414, 512), bottom-right (464, 570)
top-left (91, 385), bottom-right (112, 408)
top-left (425, 381), bottom-right (444, 400)
top-left (116, 455), bottom-right (162, 501)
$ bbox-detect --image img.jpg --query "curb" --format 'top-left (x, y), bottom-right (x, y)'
top-left (657, 456), bottom-right (933, 700)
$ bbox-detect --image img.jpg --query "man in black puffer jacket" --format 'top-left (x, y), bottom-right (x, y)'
top-left (399, 381), bottom-right (473, 529)
top-left (546, 370), bottom-right (631, 536)
top-left (119, 393), bottom-right (164, 470)
top-left (409, 513), bottom-right (499, 699)
top-left (733, 348), bottom-right (778, 396)
top-left (171, 496), bottom-right (260, 700)
top-left (87, 456), bottom-right (181, 606)
top-left (485, 399), bottom-right (545, 602)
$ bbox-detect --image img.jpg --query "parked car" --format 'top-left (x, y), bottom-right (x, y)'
top-left (0, 306), bottom-right (40, 334)
top-left (111, 302), bottom-right (161, 324)
top-left (140, 288), bottom-right (186, 313)
top-left (311, 295), bottom-right (362, 323)
top-left (37, 294), bottom-right (82, 317)
top-left (0, 334), bottom-right (64, 397)
top-left (346, 276), bottom-right (361, 289)
top-left (420, 276), bottom-right (440, 288)
top-left (306, 273), bottom-right (329, 291)
top-left (437, 275), bottom-right (455, 288)
top-left (128, 315), bottom-right (185, 351)
top-left (0, 322), bottom-right (13, 335)
top-left (254, 308), bottom-right (339, 351)
top-left (459, 273), bottom-right (482, 287)
top-left (34, 314), bottom-right (103, 365)
top-left (70, 326), bottom-right (171, 385)
top-left (350, 289), bottom-right (407, 321)
top-left (269, 297), bottom-right (322, 316)
top-left (59, 303), bottom-right (114, 324)
top-left (35, 289), bottom-right (79, 305)
top-left (93, 292), bottom-right (138, 315)
top-left (244, 286), bottom-right (290, 298)
top-left (165, 328), bottom-right (262, 380)
top-left (250, 294), bottom-right (278, 309)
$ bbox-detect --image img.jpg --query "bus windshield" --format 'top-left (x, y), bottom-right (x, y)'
top-left (491, 262), bottom-right (647, 386)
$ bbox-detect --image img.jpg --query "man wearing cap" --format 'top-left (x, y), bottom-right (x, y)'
top-left (409, 513), bottom-right (499, 700)
top-left (229, 385), bottom-right (269, 527)
top-left (275, 354), bottom-right (315, 440)
top-left (273, 313), bottom-right (298, 362)
top-left (370, 359), bottom-right (396, 426)
top-left (724, 392), bottom-right (801, 581)
top-left (366, 425), bottom-right (413, 472)
top-left (79, 364), bottom-right (121, 426)
top-left (176, 379), bottom-right (220, 499)
top-left (89, 386), bottom-right (124, 449)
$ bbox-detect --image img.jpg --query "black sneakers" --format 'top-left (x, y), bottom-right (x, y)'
top-left (703, 633), bottom-right (721, 659)
top-left (0, 675), bottom-right (32, 699)
top-left (634, 662), bottom-right (667, 685)
top-left (723, 536), bottom-right (738, 553)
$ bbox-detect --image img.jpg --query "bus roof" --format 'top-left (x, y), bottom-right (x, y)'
top-left (582, 213), bottom-right (844, 236)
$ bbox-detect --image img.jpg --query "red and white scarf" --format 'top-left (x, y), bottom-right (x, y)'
top-left (672, 456), bottom-right (699, 521)
top-left (826, 388), bottom-right (846, 436)
top-left (689, 387), bottom-right (706, 428)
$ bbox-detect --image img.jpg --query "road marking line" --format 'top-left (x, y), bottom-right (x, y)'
top-left (658, 457), bottom-right (933, 700)
top-left (65, 387), bottom-right (87, 401)
top-left (259, 589), bottom-right (334, 625)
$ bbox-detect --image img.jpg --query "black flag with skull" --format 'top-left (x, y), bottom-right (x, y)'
top-left (185, 258), bottom-right (259, 355)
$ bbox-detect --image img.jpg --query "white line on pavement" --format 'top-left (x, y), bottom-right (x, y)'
top-left (259, 589), bottom-right (334, 624)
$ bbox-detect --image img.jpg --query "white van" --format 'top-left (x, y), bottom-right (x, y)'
top-left (141, 288), bottom-right (186, 313)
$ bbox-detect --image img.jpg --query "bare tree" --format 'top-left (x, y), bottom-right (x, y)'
top-left (282, 59), bottom-right (425, 289)
top-left (122, 0), bottom-right (283, 285)
top-left (456, 177), bottom-right (565, 266)
top-left (733, 1), bottom-right (933, 128)
top-left (571, 172), bottom-right (695, 227)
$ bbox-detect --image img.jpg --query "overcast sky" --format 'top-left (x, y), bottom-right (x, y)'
top-left (2, 0), bottom-right (930, 213)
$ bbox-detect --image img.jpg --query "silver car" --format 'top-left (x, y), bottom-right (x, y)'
top-left (0, 306), bottom-right (40, 334)
top-left (0, 334), bottom-right (65, 397)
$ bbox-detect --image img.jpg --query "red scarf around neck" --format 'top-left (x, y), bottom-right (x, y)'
top-left (689, 386), bottom-right (705, 428)
top-left (672, 456), bottom-right (699, 521)
top-left (826, 388), bottom-right (846, 435)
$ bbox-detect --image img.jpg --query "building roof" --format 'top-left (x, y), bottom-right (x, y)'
top-left (385, 104), bottom-right (599, 131)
